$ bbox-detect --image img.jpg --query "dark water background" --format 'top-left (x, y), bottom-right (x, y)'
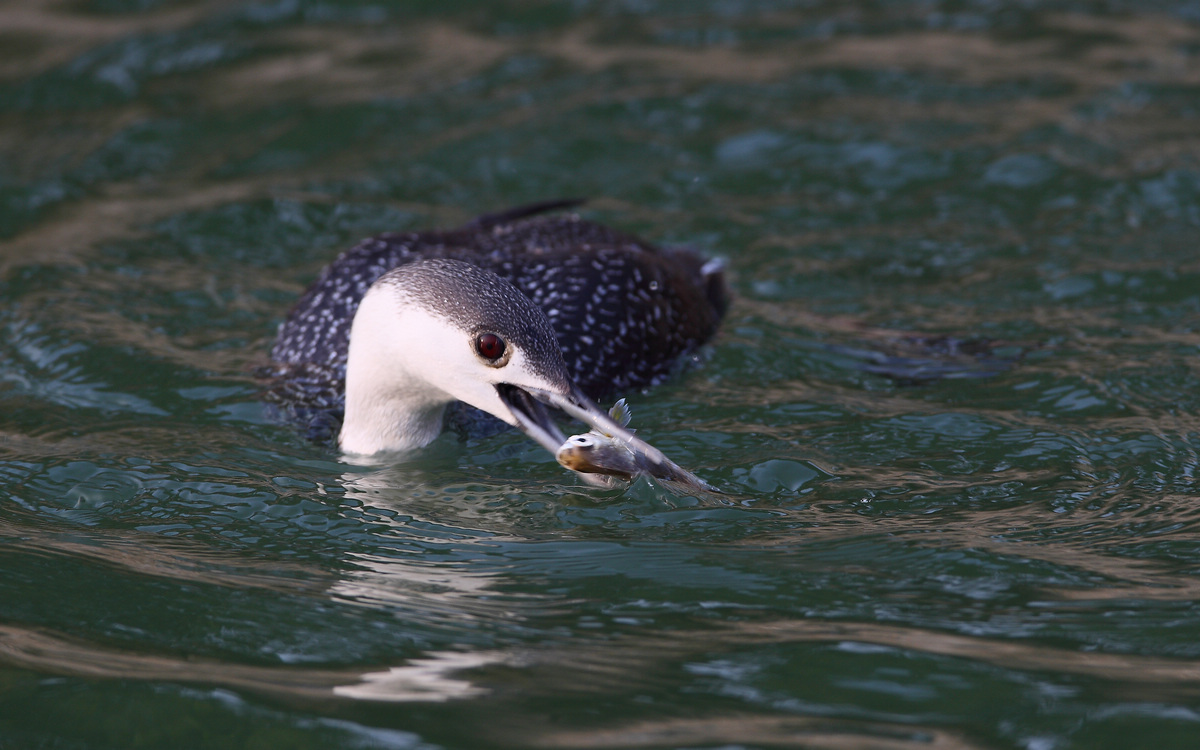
top-left (4, 1), bottom-right (1200, 748)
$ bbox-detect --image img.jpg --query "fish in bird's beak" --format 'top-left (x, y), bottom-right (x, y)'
top-left (554, 398), bottom-right (642, 481)
top-left (495, 384), bottom-right (714, 493)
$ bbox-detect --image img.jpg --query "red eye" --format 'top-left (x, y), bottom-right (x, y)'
top-left (476, 333), bottom-right (506, 361)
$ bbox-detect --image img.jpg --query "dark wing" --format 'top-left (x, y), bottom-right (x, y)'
top-left (448, 216), bottom-right (727, 399)
top-left (269, 200), bottom-right (588, 372)
top-left (268, 203), bottom-right (727, 406)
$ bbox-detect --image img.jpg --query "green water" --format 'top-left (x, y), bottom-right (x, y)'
top-left (4, 1), bottom-right (1200, 748)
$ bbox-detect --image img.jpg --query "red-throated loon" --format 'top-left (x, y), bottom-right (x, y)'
top-left (264, 199), bottom-right (727, 482)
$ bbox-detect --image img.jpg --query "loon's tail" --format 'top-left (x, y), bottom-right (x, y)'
top-left (466, 198), bottom-right (587, 229)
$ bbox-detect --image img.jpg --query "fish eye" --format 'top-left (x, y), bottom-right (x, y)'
top-left (475, 332), bottom-right (507, 364)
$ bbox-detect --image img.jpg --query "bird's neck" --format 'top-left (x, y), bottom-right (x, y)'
top-left (339, 295), bottom-right (451, 455)
top-left (340, 380), bottom-right (449, 455)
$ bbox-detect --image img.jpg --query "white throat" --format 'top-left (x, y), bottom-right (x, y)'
top-left (340, 287), bottom-right (457, 455)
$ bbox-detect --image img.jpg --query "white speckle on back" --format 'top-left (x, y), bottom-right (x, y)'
top-left (268, 207), bottom-right (727, 416)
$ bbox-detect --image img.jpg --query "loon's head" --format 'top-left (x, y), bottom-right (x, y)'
top-left (340, 258), bottom-right (667, 483)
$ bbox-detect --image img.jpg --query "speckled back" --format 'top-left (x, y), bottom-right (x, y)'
top-left (268, 204), bottom-right (727, 413)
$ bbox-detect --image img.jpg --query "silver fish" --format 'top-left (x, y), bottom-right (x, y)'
top-left (556, 399), bottom-right (716, 493)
